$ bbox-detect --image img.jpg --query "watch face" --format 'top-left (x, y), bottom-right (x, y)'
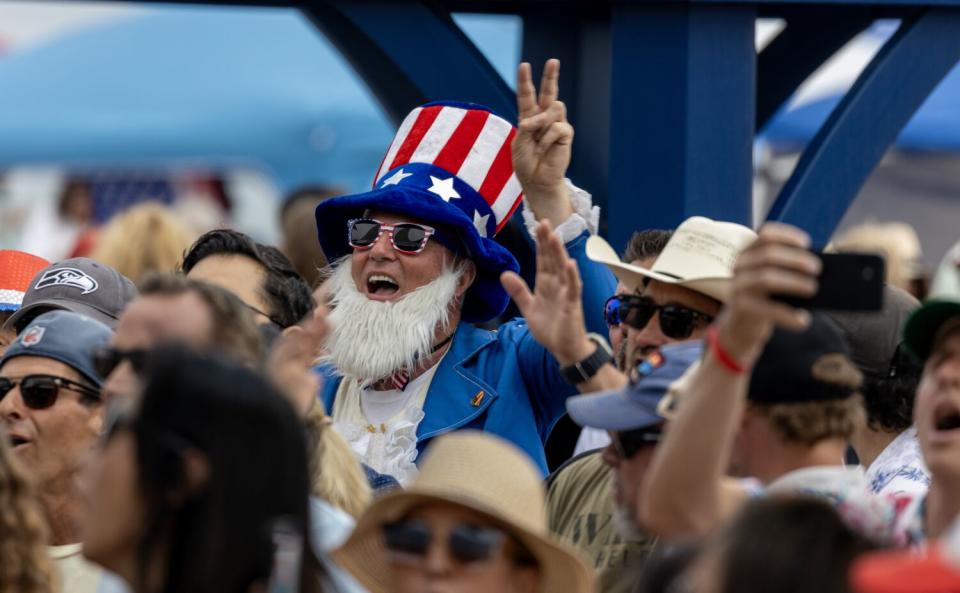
top-left (561, 335), bottom-right (614, 384)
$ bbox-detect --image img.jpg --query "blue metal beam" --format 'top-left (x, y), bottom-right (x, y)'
top-left (766, 8), bottom-right (960, 245)
top-left (756, 8), bottom-right (874, 129)
top-left (302, 1), bottom-right (516, 124)
top-left (521, 10), bottom-right (612, 216)
top-left (607, 4), bottom-right (755, 250)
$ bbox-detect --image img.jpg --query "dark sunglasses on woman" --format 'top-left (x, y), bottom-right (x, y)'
top-left (603, 294), bottom-right (714, 340)
top-left (383, 519), bottom-right (532, 566)
top-left (93, 347), bottom-right (150, 379)
top-left (0, 374), bottom-right (100, 410)
top-left (348, 218), bottom-right (436, 255)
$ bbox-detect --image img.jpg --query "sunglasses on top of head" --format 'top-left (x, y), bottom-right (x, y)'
top-left (382, 519), bottom-right (535, 567)
top-left (611, 427), bottom-right (662, 459)
top-left (603, 294), bottom-right (714, 340)
top-left (348, 218), bottom-right (436, 255)
top-left (0, 374), bottom-right (100, 410)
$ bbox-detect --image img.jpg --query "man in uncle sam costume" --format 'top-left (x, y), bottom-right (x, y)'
top-left (315, 60), bottom-right (617, 484)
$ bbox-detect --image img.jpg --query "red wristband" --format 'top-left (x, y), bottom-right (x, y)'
top-left (708, 325), bottom-right (749, 374)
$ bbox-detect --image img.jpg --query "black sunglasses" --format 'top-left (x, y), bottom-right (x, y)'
top-left (383, 520), bottom-right (517, 566)
top-left (0, 374), bottom-right (100, 410)
top-left (612, 428), bottom-right (662, 459)
top-left (348, 218), bottom-right (436, 254)
top-left (93, 347), bottom-right (149, 379)
top-left (604, 295), bottom-right (714, 340)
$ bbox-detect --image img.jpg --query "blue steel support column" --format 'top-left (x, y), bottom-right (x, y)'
top-left (767, 8), bottom-right (960, 246)
top-left (302, 1), bottom-right (516, 125)
top-left (522, 11), bottom-right (611, 216)
top-left (608, 5), bottom-right (755, 251)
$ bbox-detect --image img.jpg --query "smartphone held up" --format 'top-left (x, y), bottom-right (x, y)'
top-left (775, 252), bottom-right (885, 312)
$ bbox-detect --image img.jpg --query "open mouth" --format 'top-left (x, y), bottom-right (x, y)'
top-left (934, 403), bottom-right (960, 433)
top-left (9, 434), bottom-right (30, 449)
top-left (366, 274), bottom-right (400, 297)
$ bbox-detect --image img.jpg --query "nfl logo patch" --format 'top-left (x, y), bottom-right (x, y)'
top-left (21, 326), bottom-right (45, 347)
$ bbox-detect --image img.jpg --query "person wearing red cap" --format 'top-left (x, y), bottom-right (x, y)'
top-left (0, 250), bottom-right (50, 356)
top-left (852, 517), bottom-right (960, 593)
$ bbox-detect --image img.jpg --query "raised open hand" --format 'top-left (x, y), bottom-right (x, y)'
top-left (501, 220), bottom-right (593, 366)
top-left (513, 59), bottom-right (575, 226)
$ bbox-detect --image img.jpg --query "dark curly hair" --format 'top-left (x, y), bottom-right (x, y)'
top-left (861, 347), bottom-right (922, 433)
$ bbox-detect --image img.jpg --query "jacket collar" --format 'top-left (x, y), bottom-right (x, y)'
top-left (416, 323), bottom-right (499, 441)
top-left (318, 322), bottom-right (500, 440)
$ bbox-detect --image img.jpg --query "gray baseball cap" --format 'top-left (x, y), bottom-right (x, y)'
top-left (3, 258), bottom-right (137, 332)
top-left (827, 285), bottom-right (919, 376)
top-left (1, 310), bottom-right (112, 387)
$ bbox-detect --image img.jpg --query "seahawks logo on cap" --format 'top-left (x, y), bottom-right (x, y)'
top-left (34, 268), bottom-right (98, 295)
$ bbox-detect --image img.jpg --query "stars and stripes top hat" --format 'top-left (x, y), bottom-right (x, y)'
top-left (0, 250), bottom-right (50, 312)
top-left (315, 101), bottom-right (524, 323)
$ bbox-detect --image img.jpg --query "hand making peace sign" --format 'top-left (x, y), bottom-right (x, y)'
top-left (513, 59), bottom-right (575, 227)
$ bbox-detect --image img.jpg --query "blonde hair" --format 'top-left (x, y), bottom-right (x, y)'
top-left (832, 222), bottom-right (922, 290)
top-left (753, 396), bottom-right (865, 447)
top-left (304, 403), bottom-right (372, 518)
top-left (0, 428), bottom-right (57, 593)
top-left (91, 202), bottom-right (196, 283)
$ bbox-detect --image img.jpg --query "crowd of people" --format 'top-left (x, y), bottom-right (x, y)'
top-left (2, 57), bottom-right (960, 593)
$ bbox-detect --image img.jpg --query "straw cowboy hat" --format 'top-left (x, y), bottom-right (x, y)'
top-left (586, 216), bottom-right (757, 302)
top-left (333, 431), bottom-right (595, 593)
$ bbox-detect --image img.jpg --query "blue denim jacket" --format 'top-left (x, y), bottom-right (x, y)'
top-left (319, 231), bottom-right (616, 475)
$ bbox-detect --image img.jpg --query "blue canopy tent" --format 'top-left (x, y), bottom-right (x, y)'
top-left (0, 6), bottom-right (395, 194)
top-left (762, 24), bottom-right (960, 153)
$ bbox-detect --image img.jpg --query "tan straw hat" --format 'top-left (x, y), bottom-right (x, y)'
top-left (586, 216), bottom-right (757, 302)
top-left (333, 431), bottom-right (595, 593)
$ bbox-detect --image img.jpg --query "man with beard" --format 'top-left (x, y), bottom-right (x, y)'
top-left (314, 60), bottom-right (617, 482)
top-left (548, 341), bottom-right (702, 593)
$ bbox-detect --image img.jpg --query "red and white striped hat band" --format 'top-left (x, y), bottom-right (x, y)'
top-left (0, 250), bottom-right (50, 312)
top-left (372, 102), bottom-right (523, 237)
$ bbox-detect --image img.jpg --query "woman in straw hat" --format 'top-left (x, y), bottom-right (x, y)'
top-left (334, 431), bottom-right (595, 593)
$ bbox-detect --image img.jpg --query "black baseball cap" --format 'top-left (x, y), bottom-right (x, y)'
top-left (3, 258), bottom-right (137, 332)
top-left (749, 313), bottom-right (862, 405)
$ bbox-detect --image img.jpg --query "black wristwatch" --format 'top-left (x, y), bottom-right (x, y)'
top-left (560, 333), bottom-right (614, 385)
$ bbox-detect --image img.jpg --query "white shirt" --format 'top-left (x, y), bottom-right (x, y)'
top-left (573, 426), bottom-right (611, 456)
top-left (766, 465), bottom-right (911, 545)
top-left (332, 362), bottom-right (441, 486)
top-left (360, 366), bottom-right (437, 426)
top-left (864, 427), bottom-right (931, 497)
top-left (49, 544), bottom-right (104, 593)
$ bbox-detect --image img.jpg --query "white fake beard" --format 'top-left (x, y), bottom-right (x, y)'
top-left (323, 256), bottom-right (461, 384)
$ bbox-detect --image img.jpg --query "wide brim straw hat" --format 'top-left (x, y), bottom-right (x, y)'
top-left (333, 431), bottom-right (595, 593)
top-left (586, 216), bottom-right (757, 301)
